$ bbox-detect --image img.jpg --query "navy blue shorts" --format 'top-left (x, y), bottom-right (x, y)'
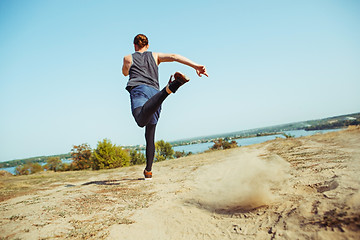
top-left (130, 85), bottom-right (161, 125)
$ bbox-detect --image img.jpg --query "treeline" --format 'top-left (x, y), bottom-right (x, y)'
top-left (305, 119), bottom-right (360, 131)
top-left (170, 112), bottom-right (360, 147)
top-left (11, 138), bottom-right (238, 176)
top-left (0, 153), bottom-right (71, 168)
top-left (12, 139), bottom-right (192, 176)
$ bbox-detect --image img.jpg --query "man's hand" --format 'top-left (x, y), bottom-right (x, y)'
top-left (195, 65), bottom-right (209, 77)
top-left (154, 52), bottom-right (208, 77)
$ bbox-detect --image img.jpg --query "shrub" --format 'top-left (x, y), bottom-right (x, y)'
top-left (30, 163), bottom-right (43, 174)
top-left (129, 149), bottom-right (146, 165)
top-left (92, 139), bottom-right (130, 170)
top-left (155, 140), bottom-right (174, 162)
top-left (174, 151), bottom-right (186, 158)
top-left (15, 163), bottom-right (43, 175)
top-left (58, 163), bottom-right (73, 171)
top-left (15, 165), bottom-right (30, 175)
top-left (44, 157), bottom-right (62, 172)
top-left (174, 150), bottom-right (192, 158)
top-left (210, 138), bottom-right (238, 150)
top-left (282, 132), bottom-right (295, 139)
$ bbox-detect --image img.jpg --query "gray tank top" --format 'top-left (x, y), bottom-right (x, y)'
top-left (126, 51), bottom-right (159, 91)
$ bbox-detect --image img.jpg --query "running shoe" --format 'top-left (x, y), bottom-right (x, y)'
top-left (167, 72), bottom-right (190, 93)
top-left (174, 71), bottom-right (190, 84)
top-left (143, 169), bottom-right (152, 180)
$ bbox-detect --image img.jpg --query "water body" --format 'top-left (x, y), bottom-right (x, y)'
top-left (1, 159), bottom-right (72, 175)
top-left (173, 129), bottom-right (341, 154)
top-left (1, 129), bottom-right (340, 175)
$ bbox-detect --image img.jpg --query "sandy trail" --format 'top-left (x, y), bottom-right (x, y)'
top-left (1, 127), bottom-right (360, 239)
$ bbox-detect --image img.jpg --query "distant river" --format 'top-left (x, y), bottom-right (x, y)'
top-left (1, 129), bottom-right (341, 175)
top-left (172, 129), bottom-right (341, 154)
top-left (0, 159), bottom-right (72, 175)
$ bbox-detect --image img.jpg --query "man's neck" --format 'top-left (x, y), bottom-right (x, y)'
top-left (134, 45), bottom-right (149, 53)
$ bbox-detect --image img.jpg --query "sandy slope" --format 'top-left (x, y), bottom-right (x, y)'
top-left (1, 127), bottom-right (360, 239)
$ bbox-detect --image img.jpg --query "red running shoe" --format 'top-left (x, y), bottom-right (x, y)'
top-left (143, 169), bottom-right (152, 180)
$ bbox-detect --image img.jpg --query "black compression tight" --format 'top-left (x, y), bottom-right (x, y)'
top-left (145, 124), bottom-right (156, 172)
top-left (132, 87), bottom-right (170, 172)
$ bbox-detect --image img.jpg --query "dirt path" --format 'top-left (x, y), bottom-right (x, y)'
top-left (1, 127), bottom-right (359, 239)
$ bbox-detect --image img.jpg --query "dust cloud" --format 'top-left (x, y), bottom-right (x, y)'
top-left (192, 151), bottom-right (290, 212)
top-left (348, 190), bottom-right (360, 209)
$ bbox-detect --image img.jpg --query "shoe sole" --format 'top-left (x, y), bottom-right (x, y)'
top-left (174, 72), bottom-right (190, 85)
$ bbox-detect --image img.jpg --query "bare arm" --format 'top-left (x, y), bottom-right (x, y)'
top-left (122, 55), bottom-right (132, 76)
top-left (153, 52), bottom-right (208, 77)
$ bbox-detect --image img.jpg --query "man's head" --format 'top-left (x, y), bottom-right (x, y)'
top-left (133, 34), bottom-right (149, 50)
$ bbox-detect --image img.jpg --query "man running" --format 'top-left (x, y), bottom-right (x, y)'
top-left (122, 34), bottom-right (208, 180)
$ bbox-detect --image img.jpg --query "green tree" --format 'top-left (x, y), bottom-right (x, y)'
top-left (129, 149), bottom-right (146, 165)
top-left (92, 139), bottom-right (130, 170)
top-left (71, 143), bottom-right (92, 170)
top-left (44, 157), bottom-right (62, 172)
top-left (155, 140), bottom-right (174, 162)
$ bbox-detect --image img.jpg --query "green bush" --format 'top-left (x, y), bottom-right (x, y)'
top-left (58, 162), bottom-right (74, 171)
top-left (92, 139), bottom-right (130, 170)
top-left (30, 163), bottom-right (43, 174)
top-left (44, 157), bottom-right (62, 172)
top-left (15, 165), bottom-right (29, 175)
top-left (15, 163), bottom-right (43, 175)
top-left (155, 140), bottom-right (174, 162)
top-left (129, 149), bottom-right (146, 165)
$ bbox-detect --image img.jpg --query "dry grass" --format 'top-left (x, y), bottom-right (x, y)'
top-left (265, 133), bottom-right (349, 168)
top-left (0, 168), bottom-right (123, 202)
top-left (0, 165), bottom-right (156, 239)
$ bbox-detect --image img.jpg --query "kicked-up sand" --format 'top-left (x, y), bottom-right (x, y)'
top-left (1, 126), bottom-right (360, 239)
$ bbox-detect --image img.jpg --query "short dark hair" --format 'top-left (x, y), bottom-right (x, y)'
top-left (133, 34), bottom-right (148, 48)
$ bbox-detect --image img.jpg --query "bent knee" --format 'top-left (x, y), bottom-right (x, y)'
top-left (135, 119), bottom-right (146, 128)
top-left (137, 123), bottom-right (145, 128)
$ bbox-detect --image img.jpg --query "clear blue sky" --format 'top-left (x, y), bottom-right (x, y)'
top-left (1, 0), bottom-right (359, 162)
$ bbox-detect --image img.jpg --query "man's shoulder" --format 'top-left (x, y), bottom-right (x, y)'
top-left (124, 54), bottom-right (132, 62)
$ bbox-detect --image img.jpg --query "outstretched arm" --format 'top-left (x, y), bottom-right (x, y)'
top-left (154, 53), bottom-right (208, 77)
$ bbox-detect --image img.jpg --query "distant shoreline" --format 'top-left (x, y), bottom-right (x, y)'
top-left (0, 129), bottom-right (343, 175)
top-left (1, 111), bottom-right (359, 167)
